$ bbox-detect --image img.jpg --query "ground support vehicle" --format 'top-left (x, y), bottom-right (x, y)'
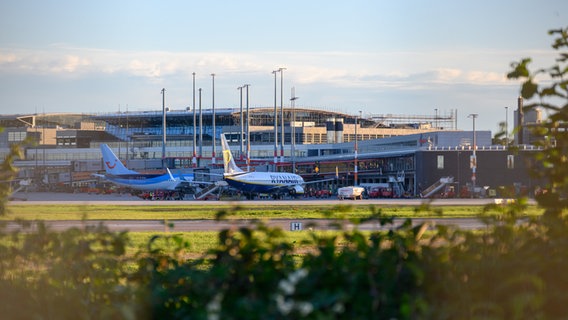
top-left (337, 186), bottom-right (365, 200)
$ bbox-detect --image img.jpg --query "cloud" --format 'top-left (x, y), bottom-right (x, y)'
top-left (465, 70), bottom-right (506, 84)
top-left (128, 59), bottom-right (162, 78)
top-left (0, 52), bottom-right (18, 64)
top-left (59, 55), bottom-right (91, 73)
top-left (0, 46), bottom-right (534, 93)
top-left (435, 68), bottom-right (462, 82)
top-left (0, 49), bottom-right (92, 76)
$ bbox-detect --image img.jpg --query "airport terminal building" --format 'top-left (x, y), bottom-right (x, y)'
top-left (0, 106), bottom-right (543, 198)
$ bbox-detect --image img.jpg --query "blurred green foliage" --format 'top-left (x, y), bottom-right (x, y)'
top-left (0, 128), bottom-right (26, 216)
top-left (507, 27), bottom-right (568, 216)
top-left (0, 27), bottom-right (567, 319)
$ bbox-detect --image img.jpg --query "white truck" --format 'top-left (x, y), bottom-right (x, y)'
top-left (337, 186), bottom-right (366, 200)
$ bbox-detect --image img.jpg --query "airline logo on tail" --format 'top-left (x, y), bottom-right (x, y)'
top-left (222, 149), bottom-right (233, 170)
top-left (221, 135), bottom-right (244, 175)
top-left (105, 161), bottom-right (117, 169)
top-left (100, 144), bottom-right (138, 175)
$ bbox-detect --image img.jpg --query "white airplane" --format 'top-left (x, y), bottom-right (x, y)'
top-left (221, 134), bottom-right (332, 199)
top-left (95, 144), bottom-right (194, 191)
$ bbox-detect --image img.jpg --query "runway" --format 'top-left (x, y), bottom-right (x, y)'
top-left (5, 192), bottom-right (510, 232)
top-left (4, 217), bottom-right (488, 233)
top-left (9, 192), bottom-right (524, 207)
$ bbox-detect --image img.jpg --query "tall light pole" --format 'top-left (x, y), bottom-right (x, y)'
top-left (243, 84), bottom-right (251, 172)
top-left (237, 86), bottom-right (244, 160)
top-left (468, 113), bottom-right (478, 196)
top-left (505, 106), bottom-right (509, 147)
top-left (517, 96), bottom-right (524, 145)
top-left (434, 108), bottom-right (438, 129)
top-left (161, 88), bottom-right (166, 167)
top-left (354, 110), bottom-right (361, 185)
top-left (192, 72), bottom-right (197, 167)
top-left (278, 67), bottom-right (286, 163)
top-left (126, 106), bottom-right (129, 166)
top-left (199, 88), bottom-right (203, 161)
top-left (211, 73), bottom-right (216, 165)
top-left (272, 69), bottom-right (279, 169)
top-left (290, 87), bottom-right (299, 174)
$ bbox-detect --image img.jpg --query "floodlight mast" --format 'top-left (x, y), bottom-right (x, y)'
top-left (211, 73), bottom-right (216, 165)
top-left (290, 87), bottom-right (299, 174)
top-left (192, 72), bottom-right (197, 167)
top-left (277, 67), bottom-right (286, 163)
top-left (468, 113), bottom-right (478, 197)
top-left (237, 86), bottom-right (243, 160)
top-left (161, 88), bottom-right (166, 167)
top-left (272, 69), bottom-right (279, 169)
top-left (243, 84), bottom-right (251, 172)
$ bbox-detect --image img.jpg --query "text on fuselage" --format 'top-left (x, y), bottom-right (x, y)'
top-left (270, 174), bottom-right (300, 184)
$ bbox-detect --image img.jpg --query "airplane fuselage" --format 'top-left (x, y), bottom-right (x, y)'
top-left (104, 173), bottom-right (182, 191)
top-left (224, 172), bottom-right (305, 194)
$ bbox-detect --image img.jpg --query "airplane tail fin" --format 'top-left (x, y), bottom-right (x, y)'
top-left (100, 144), bottom-right (138, 175)
top-left (221, 134), bottom-right (245, 175)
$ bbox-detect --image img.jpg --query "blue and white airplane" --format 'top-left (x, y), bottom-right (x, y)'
top-left (221, 134), bottom-right (332, 199)
top-left (95, 144), bottom-right (194, 191)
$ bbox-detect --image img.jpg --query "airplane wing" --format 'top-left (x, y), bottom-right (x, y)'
top-left (182, 180), bottom-right (215, 186)
top-left (303, 177), bottom-right (337, 185)
top-left (172, 169), bottom-right (216, 185)
top-left (302, 166), bottom-right (339, 185)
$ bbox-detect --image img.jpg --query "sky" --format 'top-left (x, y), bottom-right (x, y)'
top-left (0, 0), bottom-right (567, 133)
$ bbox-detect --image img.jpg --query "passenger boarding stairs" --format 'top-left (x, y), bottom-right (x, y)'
top-left (389, 171), bottom-right (406, 197)
top-left (420, 177), bottom-right (454, 198)
top-left (12, 179), bottom-right (30, 194)
top-left (194, 180), bottom-right (228, 200)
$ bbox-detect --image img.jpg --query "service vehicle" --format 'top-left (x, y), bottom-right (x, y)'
top-left (337, 186), bottom-right (365, 200)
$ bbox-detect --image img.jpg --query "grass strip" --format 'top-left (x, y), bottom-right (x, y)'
top-left (3, 203), bottom-right (543, 220)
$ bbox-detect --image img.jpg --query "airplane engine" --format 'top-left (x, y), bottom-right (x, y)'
top-left (292, 185), bottom-right (305, 195)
